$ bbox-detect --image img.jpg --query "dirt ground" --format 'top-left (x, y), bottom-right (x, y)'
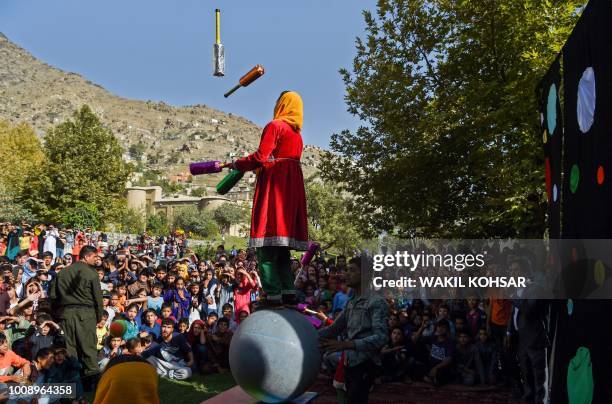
top-left (309, 376), bottom-right (522, 404)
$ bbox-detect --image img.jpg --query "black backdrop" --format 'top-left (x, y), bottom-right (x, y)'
top-left (541, 0), bottom-right (612, 402)
top-left (539, 57), bottom-right (562, 239)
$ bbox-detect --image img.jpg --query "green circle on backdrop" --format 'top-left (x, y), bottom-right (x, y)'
top-left (594, 260), bottom-right (605, 287)
top-left (570, 164), bottom-right (580, 193)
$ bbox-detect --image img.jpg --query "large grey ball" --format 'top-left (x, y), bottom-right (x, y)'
top-left (229, 309), bottom-right (321, 403)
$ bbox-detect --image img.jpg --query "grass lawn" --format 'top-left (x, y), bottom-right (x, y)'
top-left (87, 372), bottom-right (236, 404)
top-left (158, 373), bottom-right (236, 403)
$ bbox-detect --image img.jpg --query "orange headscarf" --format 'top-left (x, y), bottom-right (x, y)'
top-left (273, 91), bottom-right (303, 132)
top-left (94, 361), bottom-right (159, 404)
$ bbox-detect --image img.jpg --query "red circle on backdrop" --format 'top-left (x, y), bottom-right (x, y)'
top-left (597, 165), bottom-right (604, 185)
top-left (545, 157), bottom-right (552, 201)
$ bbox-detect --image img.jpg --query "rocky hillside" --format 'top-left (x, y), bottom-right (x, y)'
top-left (0, 32), bottom-right (323, 189)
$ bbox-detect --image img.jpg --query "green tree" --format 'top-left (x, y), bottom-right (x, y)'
top-left (117, 208), bottom-right (145, 234)
top-left (306, 177), bottom-right (365, 255)
top-left (322, 0), bottom-right (582, 238)
top-left (0, 120), bottom-right (45, 195)
top-left (0, 184), bottom-right (37, 223)
top-left (128, 143), bottom-right (146, 161)
top-left (213, 203), bottom-right (249, 234)
top-left (172, 206), bottom-right (218, 238)
top-left (23, 106), bottom-right (132, 223)
top-left (158, 179), bottom-right (184, 195)
top-left (147, 211), bottom-right (170, 235)
top-left (61, 201), bottom-right (101, 229)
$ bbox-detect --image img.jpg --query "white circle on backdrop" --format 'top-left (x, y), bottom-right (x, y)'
top-left (577, 67), bottom-right (596, 133)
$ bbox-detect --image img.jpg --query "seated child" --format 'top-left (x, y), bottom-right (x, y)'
top-left (455, 330), bottom-right (484, 386)
top-left (220, 304), bottom-right (238, 332)
top-left (98, 336), bottom-right (123, 370)
top-left (140, 334), bottom-right (156, 352)
top-left (206, 312), bottom-right (218, 332)
top-left (124, 337), bottom-right (144, 356)
top-left (423, 320), bottom-right (455, 386)
top-left (109, 292), bottom-right (124, 314)
top-left (120, 303), bottom-right (140, 340)
top-left (381, 327), bottom-right (409, 383)
top-left (97, 312), bottom-right (110, 352)
top-left (206, 317), bottom-right (233, 372)
top-left (147, 282), bottom-right (165, 314)
top-left (28, 347), bottom-right (54, 384)
top-left (475, 327), bottom-right (498, 385)
top-left (158, 303), bottom-right (177, 327)
top-left (177, 318), bottom-right (189, 335)
top-left (0, 332), bottom-right (30, 383)
top-left (187, 320), bottom-right (208, 373)
top-left (116, 282), bottom-right (129, 308)
top-left (1, 309), bottom-right (34, 358)
top-left (28, 314), bottom-right (62, 360)
top-left (46, 347), bottom-right (83, 399)
top-left (139, 309), bottom-right (161, 339)
top-left (102, 292), bottom-right (115, 325)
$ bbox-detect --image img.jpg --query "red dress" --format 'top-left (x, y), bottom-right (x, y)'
top-left (234, 119), bottom-right (308, 250)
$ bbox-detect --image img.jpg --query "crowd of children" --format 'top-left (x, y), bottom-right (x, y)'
top-left (0, 221), bottom-right (539, 403)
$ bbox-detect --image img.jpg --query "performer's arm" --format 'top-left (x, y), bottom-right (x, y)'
top-left (233, 122), bottom-right (278, 172)
top-left (318, 309), bottom-right (347, 340)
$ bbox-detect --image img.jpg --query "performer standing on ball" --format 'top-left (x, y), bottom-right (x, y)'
top-left (225, 91), bottom-right (308, 306)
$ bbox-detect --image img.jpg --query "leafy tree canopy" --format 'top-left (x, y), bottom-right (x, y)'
top-left (117, 207), bottom-right (145, 234)
top-left (173, 206), bottom-right (218, 238)
top-left (0, 120), bottom-right (44, 195)
top-left (213, 203), bottom-right (249, 234)
top-left (306, 177), bottom-right (367, 255)
top-left (61, 201), bottom-right (101, 229)
top-left (321, 0), bottom-right (583, 238)
top-left (0, 184), bottom-right (37, 224)
top-left (23, 105), bottom-right (132, 224)
top-left (147, 211), bottom-right (170, 235)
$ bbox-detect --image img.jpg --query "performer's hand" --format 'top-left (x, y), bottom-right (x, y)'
top-left (314, 311), bottom-right (328, 322)
top-left (220, 162), bottom-right (232, 169)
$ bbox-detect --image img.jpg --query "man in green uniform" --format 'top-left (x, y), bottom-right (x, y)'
top-left (49, 245), bottom-right (103, 387)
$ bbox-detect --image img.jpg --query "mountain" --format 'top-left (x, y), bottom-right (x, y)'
top-left (0, 32), bottom-right (323, 189)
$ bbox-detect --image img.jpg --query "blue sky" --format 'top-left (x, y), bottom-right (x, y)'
top-left (0, 0), bottom-right (377, 148)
